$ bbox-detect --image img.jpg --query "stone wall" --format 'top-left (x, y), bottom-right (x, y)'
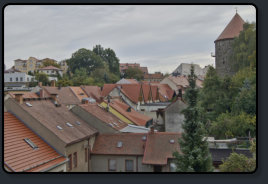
top-left (215, 39), bottom-right (236, 77)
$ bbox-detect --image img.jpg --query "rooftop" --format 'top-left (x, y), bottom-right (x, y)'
top-left (4, 112), bottom-right (67, 172)
top-left (17, 99), bottom-right (97, 145)
top-left (39, 65), bottom-right (63, 71)
top-left (215, 13), bottom-right (245, 42)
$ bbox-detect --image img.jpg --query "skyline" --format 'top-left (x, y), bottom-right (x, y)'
top-left (4, 5), bottom-right (256, 73)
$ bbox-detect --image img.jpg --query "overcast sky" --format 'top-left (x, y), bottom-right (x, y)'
top-left (4, 5), bottom-right (256, 73)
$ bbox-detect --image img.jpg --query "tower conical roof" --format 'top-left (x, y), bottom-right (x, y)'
top-left (215, 13), bottom-right (245, 42)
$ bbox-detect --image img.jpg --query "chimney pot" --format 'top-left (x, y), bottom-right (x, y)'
top-left (150, 126), bottom-right (154, 134)
top-left (51, 80), bottom-right (56, 87)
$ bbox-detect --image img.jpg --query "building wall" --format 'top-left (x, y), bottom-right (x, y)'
top-left (71, 105), bottom-right (118, 134)
top-left (165, 100), bottom-right (187, 132)
top-left (65, 139), bottom-right (93, 172)
top-left (4, 72), bottom-right (34, 83)
top-left (215, 39), bottom-right (235, 77)
top-left (91, 155), bottom-right (153, 172)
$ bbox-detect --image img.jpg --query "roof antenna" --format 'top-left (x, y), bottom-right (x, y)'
top-left (235, 7), bottom-right (238, 13)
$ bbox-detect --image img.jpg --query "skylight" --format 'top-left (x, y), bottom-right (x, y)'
top-left (24, 138), bottom-right (38, 150)
top-left (25, 102), bottom-right (32, 107)
top-left (142, 136), bottom-right (147, 141)
top-left (169, 139), bottom-right (175, 144)
top-left (57, 125), bottom-right (63, 130)
top-left (117, 141), bottom-right (123, 148)
top-left (66, 122), bottom-right (73, 127)
top-left (75, 121), bottom-right (81, 125)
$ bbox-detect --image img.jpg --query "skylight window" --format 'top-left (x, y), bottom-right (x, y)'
top-left (142, 136), bottom-right (147, 141)
top-left (169, 139), bottom-right (175, 144)
top-left (75, 121), bottom-right (81, 125)
top-left (24, 138), bottom-right (38, 150)
top-left (117, 141), bottom-right (123, 148)
top-left (57, 125), bottom-right (63, 130)
top-left (25, 102), bottom-right (32, 107)
top-left (66, 122), bottom-right (73, 127)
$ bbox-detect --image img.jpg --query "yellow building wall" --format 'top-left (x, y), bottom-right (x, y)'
top-left (100, 102), bottom-right (134, 125)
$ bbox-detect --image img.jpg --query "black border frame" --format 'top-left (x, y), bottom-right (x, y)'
top-left (1, 1), bottom-right (259, 177)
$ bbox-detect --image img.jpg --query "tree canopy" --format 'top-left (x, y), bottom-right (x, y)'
top-left (41, 58), bottom-right (60, 68)
top-left (124, 67), bottom-right (144, 81)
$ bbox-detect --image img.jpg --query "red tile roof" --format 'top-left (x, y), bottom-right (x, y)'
top-left (8, 92), bottom-right (39, 99)
top-left (142, 132), bottom-right (181, 165)
top-left (151, 83), bottom-right (174, 102)
top-left (126, 79), bottom-right (139, 84)
top-left (215, 13), bottom-right (245, 42)
top-left (42, 87), bottom-right (81, 105)
top-left (17, 99), bottom-right (97, 146)
top-left (120, 84), bottom-right (142, 103)
top-left (141, 84), bottom-right (151, 102)
top-left (79, 103), bottom-right (128, 131)
top-left (39, 65), bottom-right (62, 70)
top-left (70, 86), bottom-right (89, 102)
top-left (167, 75), bottom-right (203, 88)
top-left (4, 112), bottom-right (67, 172)
top-left (91, 133), bottom-right (147, 155)
top-left (81, 86), bottom-right (102, 102)
top-left (144, 73), bottom-right (164, 80)
top-left (101, 84), bottom-right (117, 97)
top-left (107, 99), bottom-right (152, 126)
top-left (91, 132), bottom-right (181, 165)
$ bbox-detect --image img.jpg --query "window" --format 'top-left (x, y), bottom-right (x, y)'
top-left (10, 78), bottom-right (12, 82)
top-left (20, 77), bottom-right (23, 82)
top-left (16, 77), bottom-right (18, 82)
top-left (68, 154), bottom-right (72, 171)
top-left (170, 163), bottom-right (177, 172)
top-left (85, 148), bottom-right (88, 162)
top-left (108, 159), bottom-right (116, 171)
top-left (27, 78), bottom-right (29, 82)
top-left (73, 152), bottom-right (78, 168)
top-left (125, 160), bottom-right (134, 172)
top-left (52, 70), bottom-right (54, 73)
top-left (47, 71), bottom-right (49, 73)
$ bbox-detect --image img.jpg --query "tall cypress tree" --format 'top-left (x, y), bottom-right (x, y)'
top-left (173, 65), bottom-right (213, 172)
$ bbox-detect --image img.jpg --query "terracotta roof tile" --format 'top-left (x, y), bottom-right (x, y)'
top-left (39, 65), bottom-right (62, 70)
top-left (167, 75), bottom-right (203, 89)
top-left (144, 73), bottom-right (164, 80)
top-left (91, 133), bottom-right (147, 155)
top-left (142, 132), bottom-right (181, 165)
top-left (141, 84), bottom-right (151, 102)
top-left (215, 13), bottom-right (245, 42)
top-left (101, 84), bottom-right (117, 97)
top-left (107, 99), bottom-right (152, 126)
top-left (4, 112), bottom-right (67, 172)
top-left (8, 92), bottom-right (39, 99)
top-left (69, 87), bottom-right (89, 102)
top-left (120, 84), bottom-right (141, 103)
top-left (79, 103), bottom-right (128, 131)
top-left (17, 99), bottom-right (97, 145)
top-left (42, 87), bottom-right (81, 105)
top-left (81, 86), bottom-right (102, 102)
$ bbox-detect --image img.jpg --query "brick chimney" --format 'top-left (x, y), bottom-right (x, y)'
top-left (51, 80), bottom-right (56, 87)
top-left (38, 82), bottom-right (42, 87)
top-left (14, 94), bottom-right (23, 104)
top-left (50, 93), bottom-right (58, 102)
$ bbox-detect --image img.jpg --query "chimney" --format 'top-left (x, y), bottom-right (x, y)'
top-left (14, 94), bottom-right (24, 104)
top-left (51, 80), bottom-right (56, 87)
top-left (50, 93), bottom-right (58, 104)
top-left (82, 99), bottom-right (89, 104)
top-left (106, 103), bottom-right (110, 112)
top-left (40, 88), bottom-right (44, 98)
top-left (38, 82), bottom-right (42, 87)
top-left (150, 126), bottom-right (155, 134)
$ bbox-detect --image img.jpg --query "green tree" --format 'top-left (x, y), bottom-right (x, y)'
top-left (41, 58), bottom-right (61, 68)
top-left (124, 67), bottom-right (144, 81)
top-left (35, 73), bottom-right (49, 86)
top-left (230, 22), bottom-right (256, 73)
top-left (219, 140), bottom-right (256, 172)
top-left (57, 74), bottom-right (73, 87)
top-left (67, 48), bottom-right (105, 75)
top-left (210, 112), bottom-right (256, 139)
top-left (173, 65), bottom-right (213, 172)
top-left (71, 68), bottom-right (95, 86)
top-left (93, 45), bottom-right (120, 75)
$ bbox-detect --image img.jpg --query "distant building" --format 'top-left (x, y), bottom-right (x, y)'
top-left (4, 112), bottom-right (68, 172)
top-left (59, 60), bottom-right (68, 73)
top-left (144, 72), bottom-right (164, 82)
top-left (172, 63), bottom-right (208, 77)
top-left (116, 78), bottom-right (139, 84)
top-left (119, 63), bottom-right (148, 76)
top-left (214, 13), bottom-right (245, 77)
top-left (38, 65), bottom-right (63, 81)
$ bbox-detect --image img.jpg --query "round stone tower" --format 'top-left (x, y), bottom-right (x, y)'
top-left (214, 13), bottom-right (245, 77)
